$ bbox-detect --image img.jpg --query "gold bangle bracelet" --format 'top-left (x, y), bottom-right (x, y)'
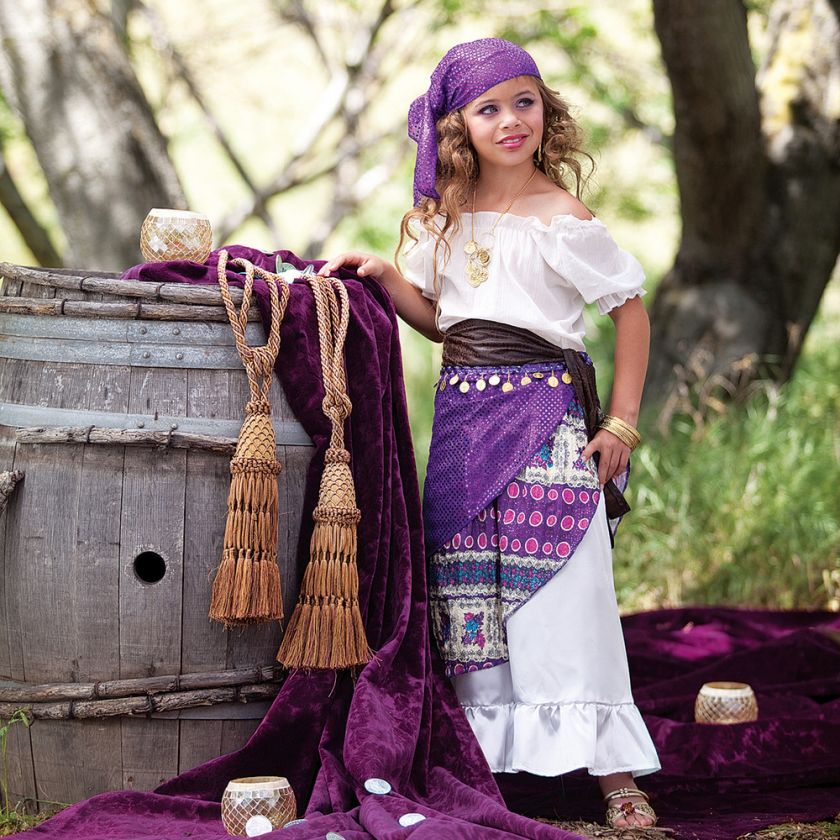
top-left (601, 419), bottom-right (640, 448)
top-left (599, 415), bottom-right (641, 451)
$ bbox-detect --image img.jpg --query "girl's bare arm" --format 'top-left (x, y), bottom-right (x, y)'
top-left (582, 295), bottom-right (650, 485)
top-left (378, 263), bottom-right (444, 343)
top-left (318, 252), bottom-right (444, 343)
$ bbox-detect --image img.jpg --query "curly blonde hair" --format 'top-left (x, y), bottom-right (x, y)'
top-left (396, 79), bottom-right (596, 331)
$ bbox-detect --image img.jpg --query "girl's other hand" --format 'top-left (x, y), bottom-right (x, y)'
top-left (581, 429), bottom-right (630, 487)
top-left (317, 252), bottom-right (387, 278)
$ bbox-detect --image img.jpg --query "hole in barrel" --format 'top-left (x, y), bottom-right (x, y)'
top-left (133, 551), bottom-right (167, 584)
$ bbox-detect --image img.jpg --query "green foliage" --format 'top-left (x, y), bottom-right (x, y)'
top-left (0, 710), bottom-right (30, 827)
top-left (613, 334), bottom-right (840, 611)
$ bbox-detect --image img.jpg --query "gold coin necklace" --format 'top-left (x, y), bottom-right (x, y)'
top-left (464, 167), bottom-right (538, 288)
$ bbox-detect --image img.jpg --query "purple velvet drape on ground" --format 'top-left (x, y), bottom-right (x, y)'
top-left (499, 607), bottom-right (840, 838)
top-left (21, 246), bottom-right (840, 839)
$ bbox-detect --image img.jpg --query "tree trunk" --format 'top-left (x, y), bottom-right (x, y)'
top-left (646, 0), bottom-right (840, 418)
top-left (0, 0), bottom-right (186, 270)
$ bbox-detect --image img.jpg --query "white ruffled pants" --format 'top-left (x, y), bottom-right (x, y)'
top-left (450, 493), bottom-right (661, 777)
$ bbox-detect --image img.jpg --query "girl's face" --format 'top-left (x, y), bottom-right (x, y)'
top-left (462, 76), bottom-right (544, 170)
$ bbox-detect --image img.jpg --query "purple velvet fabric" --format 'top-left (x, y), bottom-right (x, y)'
top-left (23, 246), bottom-right (583, 840)
top-left (499, 607), bottom-right (840, 838)
top-left (20, 247), bottom-right (840, 839)
top-left (408, 38), bottom-right (541, 204)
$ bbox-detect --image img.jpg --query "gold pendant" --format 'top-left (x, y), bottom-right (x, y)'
top-left (548, 374), bottom-right (558, 388)
top-left (465, 240), bottom-right (492, 287)
top-left (532, 372), bottom-right (544, 379)
top-left (476, 378), bottom-right (486, 391)
top-left (521, 375), bottom-right (531, 386)
top-left (488, 374), bottom-right (501, 386)
top-left (449, 374), bottom-right (459, 385)
top-left (562, 371), bottom-right (573, 384)
top-left (459, 381), bottom-right (470, 393)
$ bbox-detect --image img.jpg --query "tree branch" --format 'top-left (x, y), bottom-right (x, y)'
top-left (0, 148), bottom-right (63, 267)
top-left (135, 0), bottom-right (282, 242)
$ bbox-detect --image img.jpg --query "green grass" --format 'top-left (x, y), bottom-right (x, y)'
top-left (612, 326), bottom-right (840, 612)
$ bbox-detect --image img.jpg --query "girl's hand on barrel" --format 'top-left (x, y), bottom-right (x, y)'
top-left (581, 429), bottom-right (630, 487)
top-left (318, 252), bottom-right (387, 278)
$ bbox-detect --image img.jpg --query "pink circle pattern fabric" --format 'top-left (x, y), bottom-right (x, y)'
top-left (427, 393), bottom-right (600, 677)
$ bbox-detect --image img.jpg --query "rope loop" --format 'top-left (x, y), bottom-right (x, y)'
top-left (216, 250), bottom-right (290, 403)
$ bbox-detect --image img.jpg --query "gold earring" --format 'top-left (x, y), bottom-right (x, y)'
top-left (536, 142), bottom-right (543, 165)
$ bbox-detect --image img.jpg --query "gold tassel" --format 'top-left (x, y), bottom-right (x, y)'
top-left (277, 276), bottom-right (372, 670)
top-left (209, 252), bottom-right (289, 627)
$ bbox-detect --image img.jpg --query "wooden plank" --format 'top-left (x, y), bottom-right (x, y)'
top-left (177, 720), bottom-right (222, 774)
top-left (120, 717), bottom-right (178, 791)
top-left (278, 444), bottom-right (311, 622)
top-left (181, 446), bottom-right (230, 673)
top-left (0, 359), bottom-right (43, 406)
top-left (5, 362), bottom-right (99, 684)
top-left (72, 364), bottom-right (128, 682)
top-left (0, 426), bottom-right (17, 679)
top-left (119, 367), bottom-right (187, 679)
top-left (30, 719), bottom-right (122, 805)
top-left (35, 361), bottom-right (94, 409)
top-left (5, 441), bottom-right (84, 683)
top-left (220, 718), bottom-right (260, 756)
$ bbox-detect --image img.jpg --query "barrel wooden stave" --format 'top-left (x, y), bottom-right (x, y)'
top-left (0, 266), bottom-right (310, 809)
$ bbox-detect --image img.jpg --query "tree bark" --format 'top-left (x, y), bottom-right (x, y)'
top-left (0, 0), bottom-right (186, 270)
top-left (646, 0), bottom-right (840, 417)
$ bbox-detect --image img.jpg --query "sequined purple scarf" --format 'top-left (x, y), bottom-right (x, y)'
top-left (408, 38), bottom-right (542, 205)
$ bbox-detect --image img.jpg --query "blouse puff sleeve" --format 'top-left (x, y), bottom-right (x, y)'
top-left (399, 221), bottom-right (438, 302)
top-left (532, 217), bottom-right (646, 315)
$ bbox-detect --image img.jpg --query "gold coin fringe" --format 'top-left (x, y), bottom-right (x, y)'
top-left (276, 275), bottom-right (372, 671)
top-left (209, 251), bottom-right (289, 627)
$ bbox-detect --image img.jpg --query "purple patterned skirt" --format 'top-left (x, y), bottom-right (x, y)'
top-left (422, 357), bottom-right (624, 678)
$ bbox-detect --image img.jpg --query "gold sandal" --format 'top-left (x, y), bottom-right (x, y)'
top-left (603, 786), bottom-right (658, 828)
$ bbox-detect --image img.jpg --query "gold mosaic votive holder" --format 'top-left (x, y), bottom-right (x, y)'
top-left (221, 776), bottom-right (296, 836)
top-left (139, 208), bottom-right (213, 263)
top-left (695, 681), bottom-right (758, 724)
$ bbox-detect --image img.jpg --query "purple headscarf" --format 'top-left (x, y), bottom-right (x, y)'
top-left (408, 38), bottom-right (542, 206)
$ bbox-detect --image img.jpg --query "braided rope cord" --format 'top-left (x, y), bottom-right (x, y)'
top-left (216, 250), bottom-right (289, 411)
top-left (306, 275), bottom-right (352, 451)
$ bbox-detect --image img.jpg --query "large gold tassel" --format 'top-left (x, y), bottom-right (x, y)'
top-left (276, 275), bottom-right (372, 669)
top-left (209, 251), bottom-right (289, 627)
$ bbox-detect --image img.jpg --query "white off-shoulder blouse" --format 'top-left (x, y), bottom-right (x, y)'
top-left (399, 212), bottom-right (646, 352)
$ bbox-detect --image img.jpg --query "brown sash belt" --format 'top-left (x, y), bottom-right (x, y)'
top-left (442, 319), bottom-right (630, 524)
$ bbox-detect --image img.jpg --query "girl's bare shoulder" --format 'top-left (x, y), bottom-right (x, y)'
top-left (522, 182), bottom-right (594, 225)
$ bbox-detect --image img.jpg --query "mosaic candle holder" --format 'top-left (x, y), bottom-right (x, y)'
top-left (695, 681), bottom-right (758, 724)
top-left (139, 208), bottom-right (213, 263)
top-left (221, 776), bottom-right (297, 836)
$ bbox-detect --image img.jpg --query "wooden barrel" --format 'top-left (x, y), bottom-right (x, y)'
top-left (0, 263), bottom-right (312, 812)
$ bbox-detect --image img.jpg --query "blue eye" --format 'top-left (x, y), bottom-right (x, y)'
top-left (478, 104), bottom-right (497, 115)
top-left (517, 97), bottom-right (535, 108)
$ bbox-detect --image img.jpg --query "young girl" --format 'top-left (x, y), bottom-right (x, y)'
top-left (319, 38), bottom-right (661, 829)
